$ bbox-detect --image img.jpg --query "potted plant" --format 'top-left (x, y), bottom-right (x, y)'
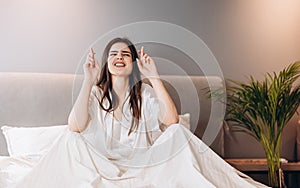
top-left (224, 61), bottom-right (300, 187)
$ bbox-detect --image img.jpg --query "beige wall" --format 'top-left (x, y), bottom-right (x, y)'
top-left (0, 0), bottom-right (299, 81)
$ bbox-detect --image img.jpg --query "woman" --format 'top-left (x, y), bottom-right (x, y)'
top-left (15, 38), bottom-right (267, 188)
top-left (68, 37), bottom-right (179, 136)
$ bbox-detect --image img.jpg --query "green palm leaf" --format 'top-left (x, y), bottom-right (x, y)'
top-left (226, 61), bottom-right (300, 145)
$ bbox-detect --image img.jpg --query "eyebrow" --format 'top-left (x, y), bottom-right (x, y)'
top-left (109, 50), bottom-right (131, 54)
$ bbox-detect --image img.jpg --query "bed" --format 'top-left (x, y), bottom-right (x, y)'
top-left (0, 72), bottom-right (268, 187)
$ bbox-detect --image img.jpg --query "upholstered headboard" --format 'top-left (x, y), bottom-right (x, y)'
top-left (0, 72), bottom-right (225, 156)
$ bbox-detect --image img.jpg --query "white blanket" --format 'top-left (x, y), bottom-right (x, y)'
top-left (0, 124), bottom-right (268, 188)
top-left (0, 156), bottom-right (37, 187)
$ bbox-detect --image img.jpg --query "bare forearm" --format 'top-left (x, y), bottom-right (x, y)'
top-left (136, 46), bottom-right (178, 125)
top-left (149, 77), bottom-right (179, 126)
top-left (68, 79), bottom-right (94, 132)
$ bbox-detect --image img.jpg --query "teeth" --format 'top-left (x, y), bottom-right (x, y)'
top-left (115, 63), bottom-right (125, 67)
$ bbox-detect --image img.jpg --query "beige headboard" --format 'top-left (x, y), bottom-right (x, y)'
top-left (0, 72), bottom-right (225, 156)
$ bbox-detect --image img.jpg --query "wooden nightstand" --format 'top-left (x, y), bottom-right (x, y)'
top-left (225, 158), bottom-right (300, 188)
top-left (225, 158), bottom-right (300, 172)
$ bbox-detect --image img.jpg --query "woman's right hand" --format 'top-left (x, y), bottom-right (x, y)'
top-left (83, 48), bottom-right (100, 84)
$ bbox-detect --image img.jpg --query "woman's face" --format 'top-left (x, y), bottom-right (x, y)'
top-left (107, 42), bottom-right (133, 77)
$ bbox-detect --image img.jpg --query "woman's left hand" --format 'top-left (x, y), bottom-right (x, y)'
top-left (136, 47), bottom-right (159, 80)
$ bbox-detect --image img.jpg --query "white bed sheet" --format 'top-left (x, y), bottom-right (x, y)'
top-left (0, 156), bottom-right (39, 187)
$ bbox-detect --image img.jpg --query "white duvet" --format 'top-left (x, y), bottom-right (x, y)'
top-left (0, 156), bottom-right (37, 187)
top-left (0, 125), bottom-right (268, 188)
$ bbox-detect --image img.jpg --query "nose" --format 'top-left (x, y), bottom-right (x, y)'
top-left (116, 52), bottom-right (123, 60)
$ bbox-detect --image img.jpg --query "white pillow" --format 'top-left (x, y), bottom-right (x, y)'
top-left (1, 115), bottom-right (190, 157)
top-left (1, 125), bottom-right (67, 157)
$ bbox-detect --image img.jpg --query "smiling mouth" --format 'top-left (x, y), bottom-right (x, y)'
top-left (114, 62), bottom-right (126, 67)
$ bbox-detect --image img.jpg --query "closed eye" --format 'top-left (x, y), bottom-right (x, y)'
top-left (109, 52), bottom-right (131, 57)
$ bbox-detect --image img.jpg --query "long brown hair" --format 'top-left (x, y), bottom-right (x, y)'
top-left (96, 37), bottom-right (142, 135)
